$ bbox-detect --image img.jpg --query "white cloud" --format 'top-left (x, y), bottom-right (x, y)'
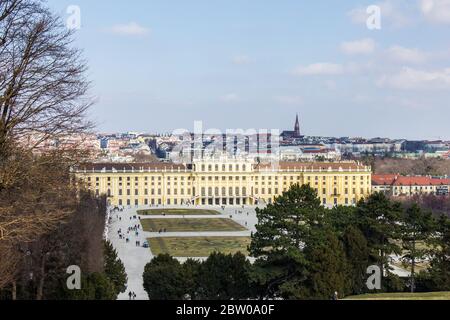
top-left (221, 93), bottom-right (240, 102)
top-left (377, 67), bottom-right (450, 90)
top-left (340, 38), bottom-right (376, 55)
top-left (292, 62), bottom-right (371, 77)
top-left (107, 22), bottom-right (150, 36)
top-left (292, 63), bottom-right (344, 76)
top-left (386, 46), bottom-right (427, 64)
top-left (420, 0), bottom-right (450, 24)
top-left (274, 96), bottom-right (303, 105)
top-left (232, 55), bottom-right (251, 65)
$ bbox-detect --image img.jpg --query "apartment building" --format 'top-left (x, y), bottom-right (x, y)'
top-left (372, 174), bottom-right (450, 197)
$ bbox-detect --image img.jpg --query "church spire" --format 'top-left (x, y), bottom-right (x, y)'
top-left (294, 114), bottom-right (300, 137)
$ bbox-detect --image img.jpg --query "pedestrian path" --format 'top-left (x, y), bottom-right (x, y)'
top-left (107, 205), bottom-right (260, 300)
top-left (108, 208), bottom-right (152, 300)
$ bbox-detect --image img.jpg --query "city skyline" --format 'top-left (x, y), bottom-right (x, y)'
top-left (47, 0), bottom-right (450, 140)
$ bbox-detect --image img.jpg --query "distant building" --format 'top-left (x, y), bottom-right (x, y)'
top-left (281, 114), bottom-right (302, 140)
top-left (372, 174), bottom-right (450, 197)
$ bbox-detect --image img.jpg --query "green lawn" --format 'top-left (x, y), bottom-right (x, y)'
top-left (148, 237), bottom-right (251, 257)
top-left (138, 208), bottom-right (220, 216)
top-left (141, 218), bottom-right (247, 232)
top-left (345, 292), bottom-right (450, 300)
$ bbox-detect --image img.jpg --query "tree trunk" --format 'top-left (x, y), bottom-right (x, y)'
top-left (411, 240), bottom-right (416, 293)
top-left (12, 281), bottom-right (17, 300)
top-left (36, 255), bottom-right (46, 300)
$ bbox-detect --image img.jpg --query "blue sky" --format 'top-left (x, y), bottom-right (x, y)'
top-left (47, 0), bottom-right (450, 139)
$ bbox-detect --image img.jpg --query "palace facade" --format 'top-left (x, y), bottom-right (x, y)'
top-left (75, 159), bottom-right (372, 208)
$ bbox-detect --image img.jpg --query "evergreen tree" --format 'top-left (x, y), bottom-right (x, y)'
top-left (400, 204), bottom-right (436, 293)
top-left (356, 192), bottom-right (403, 284)
top-left (341, 225), bottom-right (370, 295)
top-left (103, 241), bottom-right (127, 296)
top-left (182, 259), bottom-right (202, 300)
top-left (66, 273), bottom-right (117, 300)
top-left (427, 216), bottom-right (450, 291)
top-left (142, 254), bottom-right (187, 300)
top-left (292, 227), bottom-right (348, 300)
top-left (249, 184), bottom-right (325, 299)
top-left (197, 252), bottom-right (253, 300)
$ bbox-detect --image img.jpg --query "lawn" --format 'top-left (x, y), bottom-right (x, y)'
top-left (141, 218), bottom-right (247, 232)
top-left (345, 292), bottom-right (450, 300)
top-left (138, 208), bottom-right (220, 216)
top-left (148, 237), bottom-right (251, 257)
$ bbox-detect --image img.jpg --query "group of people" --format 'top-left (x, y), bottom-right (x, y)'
top-left (114, 209), bottom-right (145, 248)
top-left (128, 291), bottom-right (137, 300)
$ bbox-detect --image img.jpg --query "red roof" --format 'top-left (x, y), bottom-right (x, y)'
top-left (372, 174), bottom-right (450, 186)
top-left (372, 174), bottom-right (398, 186)
top-left (394, 176), bottom-right (450, 186)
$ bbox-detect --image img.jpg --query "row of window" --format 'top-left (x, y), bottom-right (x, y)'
top-left (86, 174), bottom-right (371, 183)
top-left (197, 164), bottom-right (248, 172)
top-left (115, 196), bottom-right (363, 207)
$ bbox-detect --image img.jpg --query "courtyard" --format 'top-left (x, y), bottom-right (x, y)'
top-left (141, 217), bottom-right (247, 232)
top-left (108, 205), bottom-right (260, 300)
top-left (137, 208), bottom-right (220, 216)
top-left (148, 236), bottom-right (251, 257)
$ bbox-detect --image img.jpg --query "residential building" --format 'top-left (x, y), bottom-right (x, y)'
top-left (372, 174), bottom-right (450, 197)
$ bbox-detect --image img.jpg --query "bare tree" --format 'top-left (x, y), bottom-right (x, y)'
top-left (0, 0), bottom-right (94, 291)
top-left (0, 0), bottom-right (93, 149)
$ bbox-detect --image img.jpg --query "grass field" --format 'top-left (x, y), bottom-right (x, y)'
top-left (148, 237), bottom-right (251, 257)
top-left (138, 208), bottom-right (220, 216)
top-left (141, 218), bottom-right (247, 232)
top-left (345, 292), bottom-right (450, 300)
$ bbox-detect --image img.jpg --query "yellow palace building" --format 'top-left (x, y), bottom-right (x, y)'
top-left (75, 158), bottom-right (372, 208)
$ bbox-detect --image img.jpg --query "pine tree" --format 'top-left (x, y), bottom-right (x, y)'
top-left (293, 227), bottom-right (348, 300)
top-left (249, 184), bottom-right (325, 299)
top-left (400, 204), bottom-right (436, 293)
top-left (356, 192), bottom-right (403, 282)
top-left (103, 241), bottom-right (127, 296)
top-left (341, 225), bottom-right (370, 295)
top-left (427, 216), bottom-right (450, 291)
top-left (142, 254), bottom-right (186, 300)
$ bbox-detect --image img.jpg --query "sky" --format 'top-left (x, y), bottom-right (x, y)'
top-left (46, 0), bottom-right (450, 140)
